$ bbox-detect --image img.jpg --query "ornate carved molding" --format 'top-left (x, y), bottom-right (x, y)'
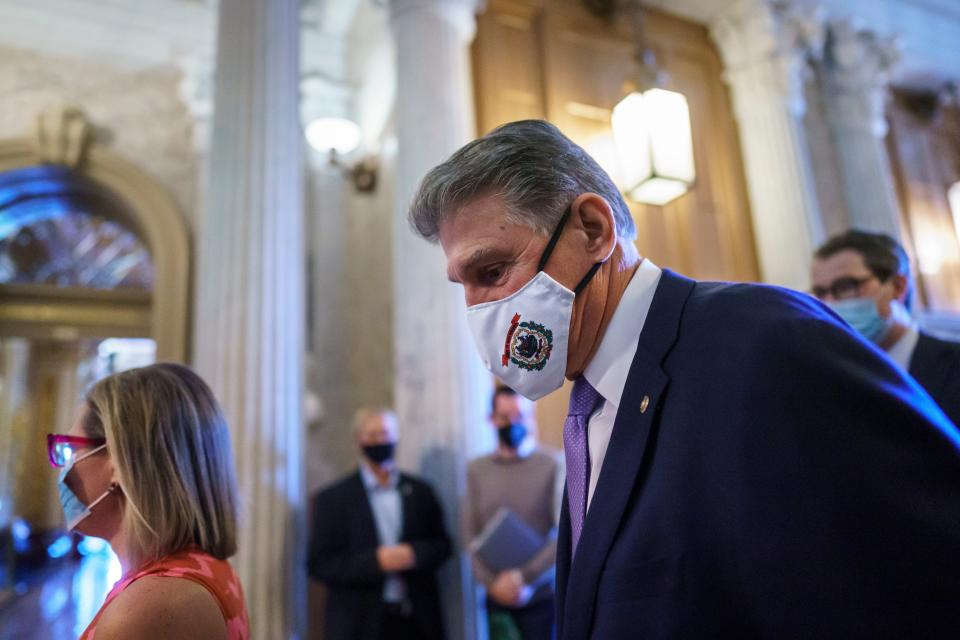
top-left (821, 19), bottom-right (901, 136)
top-left (711, 0), bottom-right (825, 117)
top-left (32, 105), bottom-right (92, 168)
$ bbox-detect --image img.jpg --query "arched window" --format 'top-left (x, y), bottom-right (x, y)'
top-left (0, 165), bottom-right (152, 289)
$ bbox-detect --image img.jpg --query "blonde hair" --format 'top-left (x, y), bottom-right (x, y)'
top-left (83, 363), bottom-right (238, 564)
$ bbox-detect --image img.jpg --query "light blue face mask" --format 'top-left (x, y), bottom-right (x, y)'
top-left (828, 297), bottom-right (892, 344)
top-left (58, 444), bottom-right (115, 531)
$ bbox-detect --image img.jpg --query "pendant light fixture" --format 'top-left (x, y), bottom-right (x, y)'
top-left (610, 0), bottom-right (696, 206)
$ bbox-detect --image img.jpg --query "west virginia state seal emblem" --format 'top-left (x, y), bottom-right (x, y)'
top-left (501, 313), bottom-right (553, 372)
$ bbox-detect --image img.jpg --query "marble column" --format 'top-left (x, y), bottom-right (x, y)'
top-left (192, 0), bottom-right (306, 638)
top-left (821, 20), bottom-right (903, 239)
top-left (389, 1), bottom-right (493, 639)
top-left (711, 0), bottom-right (826, 289)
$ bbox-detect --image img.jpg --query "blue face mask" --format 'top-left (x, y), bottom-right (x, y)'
top-left (58, 444), bottom-right (115, 531)
top-left (828, 297), bottom-right (891, 344)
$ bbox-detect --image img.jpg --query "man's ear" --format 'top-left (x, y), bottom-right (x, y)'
top-left (570, 192), bottom-right (617, 263)
top-left (890, 273), bottom-right (910, 303)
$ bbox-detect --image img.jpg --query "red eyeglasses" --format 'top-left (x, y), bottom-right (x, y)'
top-left (47, 434), bottom-right (107, 468)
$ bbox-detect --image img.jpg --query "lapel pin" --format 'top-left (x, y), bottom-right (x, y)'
top-left (640, 395), bottom-right (650, 414)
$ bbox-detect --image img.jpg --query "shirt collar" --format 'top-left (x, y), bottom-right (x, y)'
top-left (886, 323), bottom-right (920, 370)
top-left (359, 462), bottom-right (400, 491)
top-left (582, 259), bottom-right (663, 409)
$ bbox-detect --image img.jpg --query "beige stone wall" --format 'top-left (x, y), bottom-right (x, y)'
top-left (0, 45), bottom-right (199, 229)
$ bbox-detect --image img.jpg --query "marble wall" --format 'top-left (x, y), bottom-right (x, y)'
top-left (0, 45), bottom-right (199, 229)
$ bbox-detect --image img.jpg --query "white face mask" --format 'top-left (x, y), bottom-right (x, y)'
top-left (464, 208), bottom-right (601, 401)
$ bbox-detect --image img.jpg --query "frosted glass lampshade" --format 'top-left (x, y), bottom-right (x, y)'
top-left (611, 88), bottom-right (695, 206)
top-left (305, 117), bottom-right (361, 155)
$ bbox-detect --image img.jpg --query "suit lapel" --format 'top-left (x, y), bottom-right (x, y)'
top-left (351, 472), bottom-right (381, 549)
top-left (398, 474), bottom-right (415, 540)
top-left (559, 269), bottom-right (694, 640)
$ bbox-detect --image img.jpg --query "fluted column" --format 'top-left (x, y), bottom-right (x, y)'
top-left (389, 1), bottom-right (492, 638)
top-left (193, 0), bottom-right (305, 638)
top-left (711, 0), bottom-right (826, 289)
top-left (821, 20), bottom-right (903, 239)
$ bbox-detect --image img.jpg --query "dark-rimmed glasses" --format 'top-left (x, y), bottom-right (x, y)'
top-left (811, 275), bottom-right (879, 301)
top-left (47, 434), bottom-right (106, 468)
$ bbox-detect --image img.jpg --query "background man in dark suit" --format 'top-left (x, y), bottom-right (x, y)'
top-left (812, 229), bottom-right (960, 425)
top-left (407, 119), bottom-right (960, 639)
top-left (307, 407), bottom-right (451, 640)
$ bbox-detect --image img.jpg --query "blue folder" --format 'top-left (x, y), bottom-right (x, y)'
top-left (470, 507), bottom-right (545, 572)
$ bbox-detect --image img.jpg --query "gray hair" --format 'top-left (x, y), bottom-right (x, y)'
top-left (351, 406), bottom-right (398, 436)
top-left (409, 120), bottom-right (636, 243)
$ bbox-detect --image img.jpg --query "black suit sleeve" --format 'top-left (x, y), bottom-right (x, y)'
top-left (407, 482), bottom-right (452, 574)
top-left (736, 305), bottom-right (960, 636)
top-left (307, 490), bottom-right (383, 587)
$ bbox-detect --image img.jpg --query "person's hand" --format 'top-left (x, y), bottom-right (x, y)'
top-left (488, 569), bottom-right (525, 606)
top-left (377, 544), bottom-right (416, 572)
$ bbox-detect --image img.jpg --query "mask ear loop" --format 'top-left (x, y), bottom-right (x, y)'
top-left (573, 262), bottom-right (603, 295)
top-left (537, 205), bottom-right (603, 295)
top-left (85, 482), bottom-right (120, 511)
top-left (537, 206), bottom-right (573, 273)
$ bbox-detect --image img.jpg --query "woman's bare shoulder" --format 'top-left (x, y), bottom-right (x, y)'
top-left (93, 575), bottom-right (226, 640)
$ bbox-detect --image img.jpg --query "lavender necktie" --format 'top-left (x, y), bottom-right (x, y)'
top-left (564, 376), bottom-right (603, 557)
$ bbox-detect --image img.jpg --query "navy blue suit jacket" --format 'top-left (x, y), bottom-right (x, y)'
top-left (555, 270), bottom-right (960, 639)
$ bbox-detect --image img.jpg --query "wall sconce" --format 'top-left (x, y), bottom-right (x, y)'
top-left (609, 1), bottom-right (695, 206)
top-left (304, 117), bottom-right (378, 193)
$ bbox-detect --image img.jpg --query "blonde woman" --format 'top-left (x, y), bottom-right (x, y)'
top-left (47, 363), bottom-right (248, 639)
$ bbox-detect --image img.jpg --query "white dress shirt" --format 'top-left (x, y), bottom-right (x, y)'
top-left (359, 463), bottom-right (406, 603)
top-left (581, 259), bottom-right (663, 508)
top-left (886, 323), bottom-right (920, 371)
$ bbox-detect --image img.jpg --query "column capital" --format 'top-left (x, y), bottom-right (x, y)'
top-left (388, 0), bottom-right (481, 40)
top-left (821, 19), bottom-right (901, 136)
top-left (711, 0), bottom-right (824, 116)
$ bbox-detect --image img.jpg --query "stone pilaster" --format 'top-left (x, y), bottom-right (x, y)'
top-left (821, 20), bottom-right (903, 239)
top-left (711, 0), bottom-right (826, 289)
top-left (389, 1), bottom-right (493, 638)
top-left (192, 0), bottom-right (306, 637)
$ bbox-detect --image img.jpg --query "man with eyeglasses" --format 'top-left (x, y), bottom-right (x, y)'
top-left (811, 229), bottom-right (960, 425)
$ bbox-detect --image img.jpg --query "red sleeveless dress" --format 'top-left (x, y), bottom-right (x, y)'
top-left (80, 549), bottom-right (249, 639)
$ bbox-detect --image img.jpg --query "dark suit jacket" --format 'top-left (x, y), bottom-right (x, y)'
top-left (556, 270), bottom-right (960, 640)
top-left (909, 331), bottom-right (960, 427)
top-left (307, 470), bottom-right (452, 640)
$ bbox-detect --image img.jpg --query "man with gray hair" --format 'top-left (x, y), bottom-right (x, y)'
top-left (409, 119), bottom-right (960, 639)
top-left (307, 407), bottom-right (451, 640)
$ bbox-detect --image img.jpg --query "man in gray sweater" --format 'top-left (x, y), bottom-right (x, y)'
top-left (464, 386), bottom-right (563, 640)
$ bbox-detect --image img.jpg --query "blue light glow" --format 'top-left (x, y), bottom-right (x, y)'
top-left (76, 536), bottom-right (108, 556)
top-left (11, 518), bottom-right (30, 541)
top-left (47, 534), bottom-right (73, 559)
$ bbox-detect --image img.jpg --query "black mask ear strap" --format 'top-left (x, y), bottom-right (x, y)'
top-left (537, 204), bottom-right (603, 295)
top-left (537, 206), bottom-right (572, 273)
top-left (574, 261), bottom-right (602, 295)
